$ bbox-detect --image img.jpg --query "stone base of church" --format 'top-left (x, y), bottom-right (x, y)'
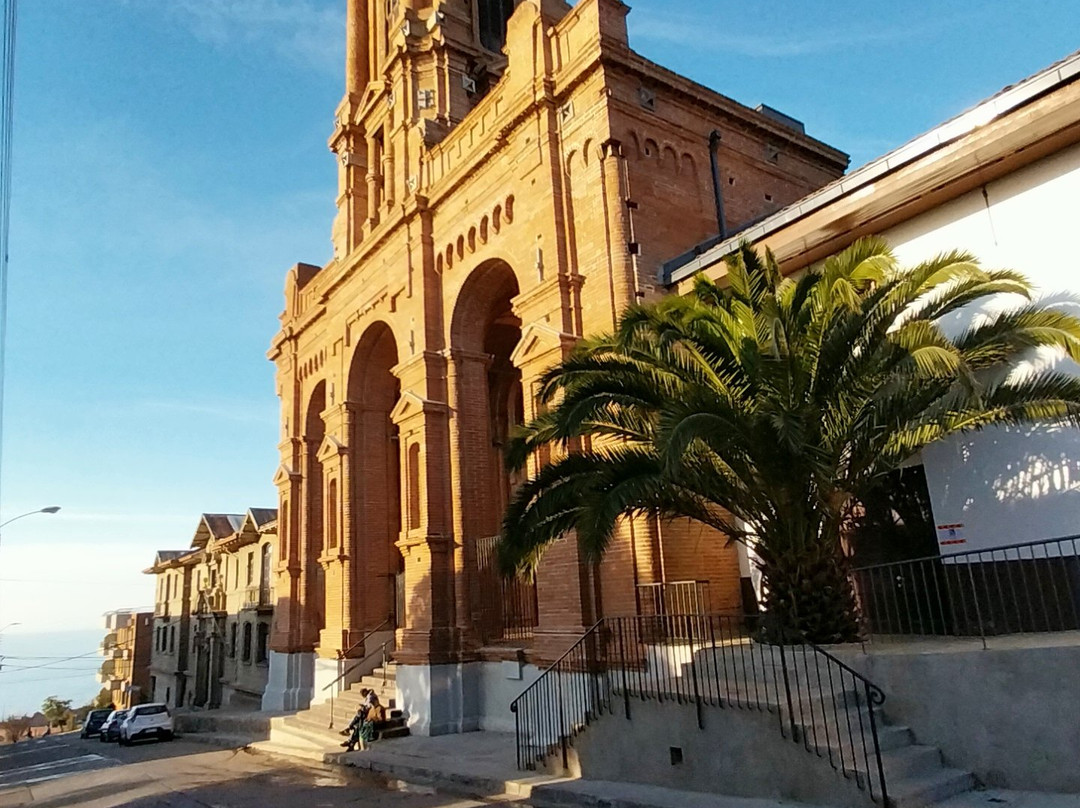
top-left (397, 660), bottom-right (543, 736)
top-left (262, 651), bottom-right (315, 711)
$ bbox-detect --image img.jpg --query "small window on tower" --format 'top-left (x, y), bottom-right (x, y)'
top-left (478, 0), bottom-right (516, 53)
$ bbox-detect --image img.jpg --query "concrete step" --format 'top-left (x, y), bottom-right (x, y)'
top-left (796, 718), bottom-right (914, 756)
top-left (887, 769), bottom-right (977, 808)
top-left (882, 746), bottom-right (944, 781)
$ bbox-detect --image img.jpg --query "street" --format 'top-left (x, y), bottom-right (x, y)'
top-left (0, 734), bottom-right (491, 808)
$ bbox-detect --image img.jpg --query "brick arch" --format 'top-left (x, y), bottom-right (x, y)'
top-left (448, 259), bottom-right (536, 642)
top-left (302, 381), bottom-right (327, 648)
top-left (449, 258), bottom-right (523, 354)
top-left (345, 321), bottom-right (403, 632)
top-left (449, 258), bottom-right (525, 537)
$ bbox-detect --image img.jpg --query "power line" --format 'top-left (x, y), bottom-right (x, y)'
top-left (0, 664), bottom-right (101, 671)
top-left (0, 670), bottom-right (100, 684)
top-left (0, 652), bottom-right (101, 660)
top-left (0, 650), bottom-right (99, 674)
top-left (0, 0), bottom-right (16, 512)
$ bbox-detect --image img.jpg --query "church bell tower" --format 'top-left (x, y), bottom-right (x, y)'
top-left (329, 0), bottom-right (528, 258)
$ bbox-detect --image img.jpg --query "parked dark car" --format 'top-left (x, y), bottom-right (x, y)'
top-left (98, 709), bottom-right (128, 743)
top-left (80, 709), bottom-right (112, 739)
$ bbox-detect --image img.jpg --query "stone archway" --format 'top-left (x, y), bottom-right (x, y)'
top-left (450, 260), bottom-right (536, 642)
top-left (303, 381), bottom-right (327, 648)
top-left (347, 322), bottom-right (404, 636)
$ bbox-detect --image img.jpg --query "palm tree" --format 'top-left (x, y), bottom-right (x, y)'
top-left (498, 238), bottom-right (1080, 643)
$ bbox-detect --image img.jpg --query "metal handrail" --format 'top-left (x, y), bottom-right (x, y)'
top-left (337, 616), bottom-right (392, 661)
top-left (511, 614), bottom-right (889, 805)
top-left (852, 533), bottom-right (1080, 571)
top-left (509, 618), bottom-right (606, 770)
top-left (324, 641), bottom-right (390, 730)
top-left (850, 534), bottom-right (1080, 645)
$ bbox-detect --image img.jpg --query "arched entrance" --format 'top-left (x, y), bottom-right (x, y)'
top-left (450, 260), bottom-right (536, 641)
top-left (347, 322), bottom-right (404, 634)
top-left (304, 382), bottom-right (327, 648)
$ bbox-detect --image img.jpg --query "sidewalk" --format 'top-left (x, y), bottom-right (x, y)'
top-left (330, 732), bottom-right (825, 808)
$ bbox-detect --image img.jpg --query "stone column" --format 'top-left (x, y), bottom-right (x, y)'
top-left (600, 138), bottom-right (637, 322)
top-left (346, 0), bottom-right (370, 96)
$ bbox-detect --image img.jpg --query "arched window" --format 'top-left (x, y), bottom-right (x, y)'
top-left (230, 622), bottom-right (238, 657)
top-left (242, 623), bottom-right (252, 662)
top-left (408, 443), bottom-right (421, 530)
top-left (169, 626), bottom-right (175, 653)
top-left (261, 543), bottom-right (272, 592)
top-left (327, 478), bottom-right (338, 549)
top-left (478, 0), bottom-right (515, 52)
top-left (256, 623), bottom-right (270, 664)
top-left (279, 500), bottom-right (289, 560)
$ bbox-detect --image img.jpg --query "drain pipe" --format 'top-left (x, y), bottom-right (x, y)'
top-left (708, 130), bottom-right (728, 239)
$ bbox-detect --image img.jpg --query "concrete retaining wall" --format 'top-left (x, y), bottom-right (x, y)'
top-left (836, 638), bottom-right (1080, 792)
top-left (569, 699), bottom-right (868, 808)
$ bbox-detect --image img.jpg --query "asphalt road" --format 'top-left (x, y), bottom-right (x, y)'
top-left (0, 733), bottom-right (490, 808)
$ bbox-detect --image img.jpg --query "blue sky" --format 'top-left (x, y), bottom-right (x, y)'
top-left (0, 0), bottom-right (1077, 709)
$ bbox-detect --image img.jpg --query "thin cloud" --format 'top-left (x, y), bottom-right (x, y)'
top-left (131, 0), bottom-right (344, 73)
top-left (630, 15), bottom-right (952, 58)
top-left (139, 398), bottom-right (279, 426)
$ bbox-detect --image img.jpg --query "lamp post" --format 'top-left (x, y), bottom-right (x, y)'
top-left (0, 506), bottom-right (60, 552)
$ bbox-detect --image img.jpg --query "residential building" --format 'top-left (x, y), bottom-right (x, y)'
top-left (266, 0), bottom-right (848, 732)
top-left (98, 609), bottom-right (152, 710)
top-left (145, 508), bottom-right (277, 710)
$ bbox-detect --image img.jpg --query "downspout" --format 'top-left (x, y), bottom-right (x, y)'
top-left (709, 130), bottom-right (728, 239)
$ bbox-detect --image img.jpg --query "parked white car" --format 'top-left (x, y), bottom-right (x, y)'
top-left (118, 703), bottom-right (174, 745)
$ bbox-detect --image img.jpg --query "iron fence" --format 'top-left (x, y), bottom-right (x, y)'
top-left (475, 535), bottom-right (538, 642)
top-left (851, 535), bottom-right (1080, 644)
top-left (510, 614), bottom-right (888, 804)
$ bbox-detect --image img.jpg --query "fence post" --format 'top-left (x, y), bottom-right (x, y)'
top-left (617, 619), bottom-right (631, 720)
top-left (557, 668), bottom-right (568, 769)
top-left (865, 681), bottom-right (888, 807)
top-left (964, 562), bottom-right (988, 650)
top-left (688, 615), bottom-right (704, 729)
top-left (778, 633), bottom-right (798, 741)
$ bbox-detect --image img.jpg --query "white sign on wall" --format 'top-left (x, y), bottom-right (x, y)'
top-left (936, 523), bottom-right (966, 549)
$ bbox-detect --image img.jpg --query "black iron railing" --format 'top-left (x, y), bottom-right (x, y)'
top-left (510, 614), bottom-right (888, 805)
top-left (637, 580), bottom-right (711, 618)
top-left (476, 535), bottom-right (539, 642)
top-left (851, 535), bottom-right (1080, 645)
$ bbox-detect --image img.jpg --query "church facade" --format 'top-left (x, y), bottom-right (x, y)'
top-left (265, 0), bottom-right (847, 734)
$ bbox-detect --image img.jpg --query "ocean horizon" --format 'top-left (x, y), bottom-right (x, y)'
top-left (0, 628), bottom-right (104, 717)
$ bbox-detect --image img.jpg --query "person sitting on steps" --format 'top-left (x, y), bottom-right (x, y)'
top-left (340, 688), bottom-right (381, 751)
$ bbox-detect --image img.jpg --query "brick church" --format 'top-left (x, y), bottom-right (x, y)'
top-left (265, 0), bottom-right (847, 733)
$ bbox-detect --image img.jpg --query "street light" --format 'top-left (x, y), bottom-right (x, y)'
top-left (0, 506), bottom-right (60, 531)
top-left (0, 506), bottom-right (60, 550)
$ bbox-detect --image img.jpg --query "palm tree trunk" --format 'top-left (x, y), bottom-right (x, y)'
top-left (759, 532), bottom-right (861, 644)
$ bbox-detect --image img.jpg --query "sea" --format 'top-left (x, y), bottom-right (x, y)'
top-left (0, 629), bottom-right (104, 717)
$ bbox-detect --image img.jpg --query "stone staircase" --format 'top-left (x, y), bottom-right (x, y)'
top-left (251, 662), bottom-right (409, 762)
top-left (781, 686), bottom-right (975, 808)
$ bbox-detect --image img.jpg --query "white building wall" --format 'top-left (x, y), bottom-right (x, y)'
top-left (882, 142), bottom-right (1080, 555)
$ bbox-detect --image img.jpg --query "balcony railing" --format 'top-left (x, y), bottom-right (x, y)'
top-left (154, 602), bottom-right (169, 618)
top-left (243, 585), bottom-right (274, 610)
top-left (851, 535), bottom-right (1080, 645)
top-left (637, 580), bottom-right (712, 617)
top-left (99, 631), bottom-right (118, 653)
top-left (475, 535), bottom-right (538, 643)
top-left (197, 586), bottom-right (226, 614)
